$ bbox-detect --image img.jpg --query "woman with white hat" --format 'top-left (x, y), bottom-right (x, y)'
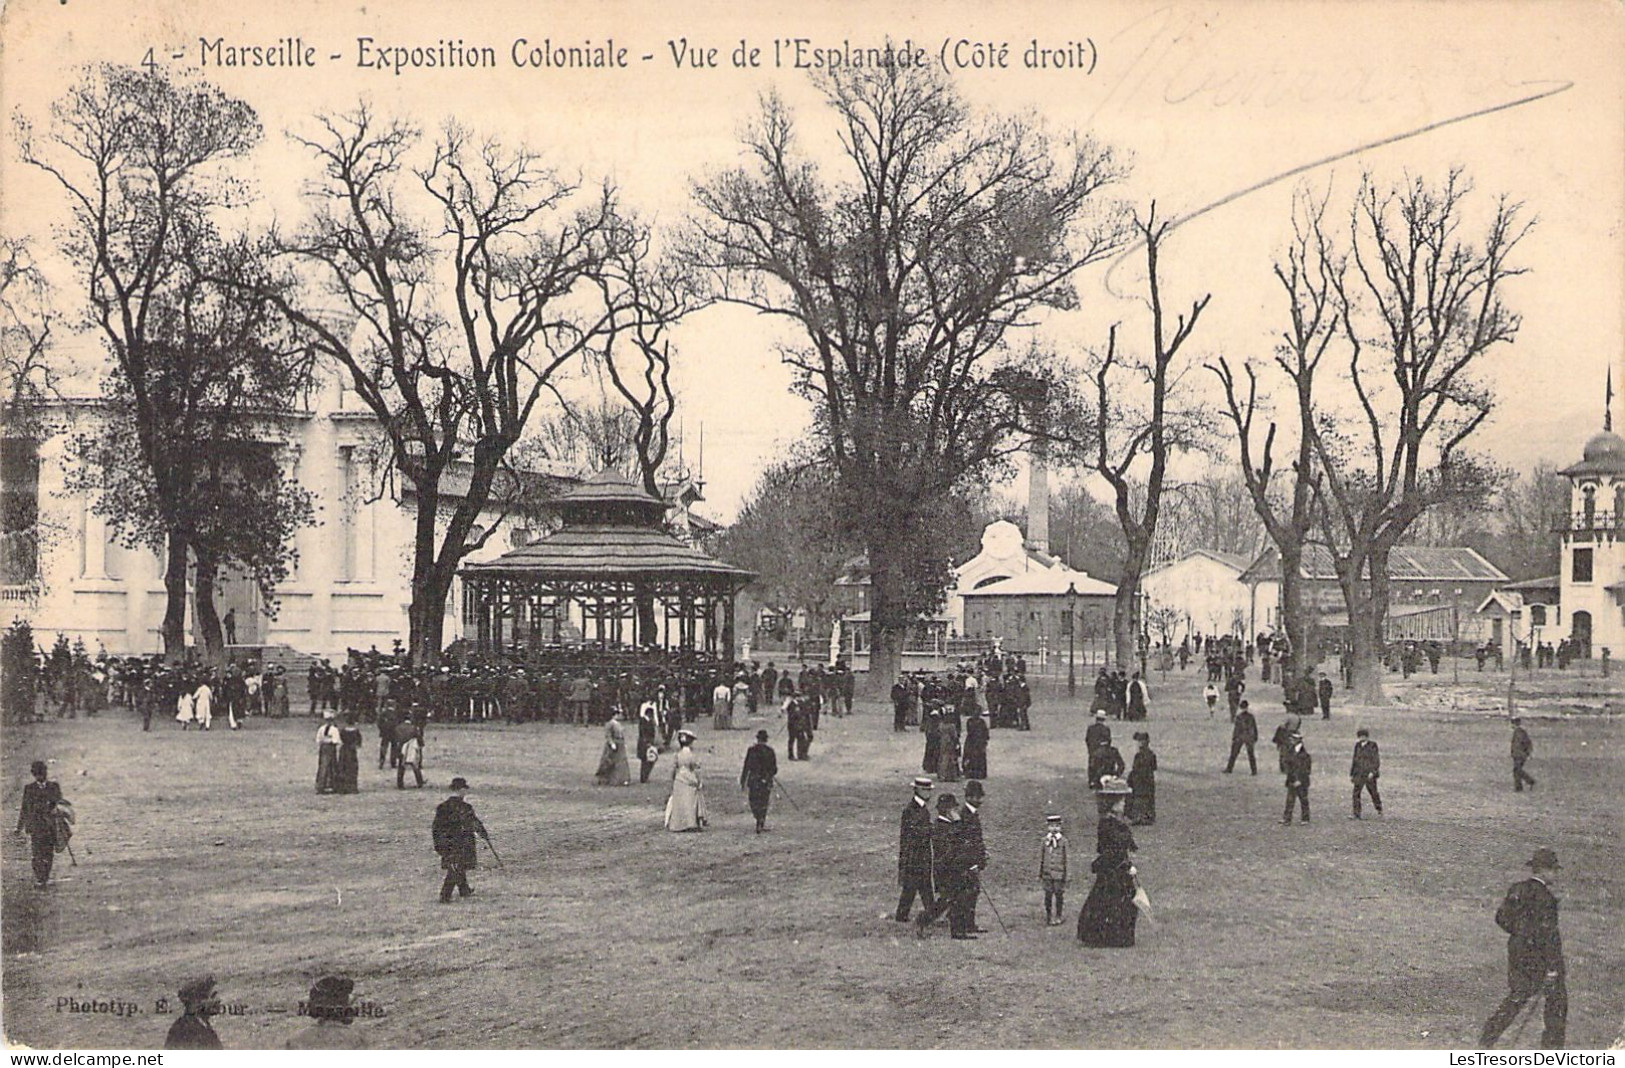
top-left (1077, 775), bottom-right (1141, 947)
top-left (663, 728), bottom-right (707, 831)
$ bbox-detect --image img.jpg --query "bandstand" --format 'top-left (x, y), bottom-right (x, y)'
top-left (459, 470), bottom-right (753, 657)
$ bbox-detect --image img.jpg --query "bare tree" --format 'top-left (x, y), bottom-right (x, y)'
top-left (1078, 208), bottom-right (1211, 669)
top-left (0, 237), bottom-right (61, 424)
top-left (1209, 188), bottom-right (1337, 687)
top-left (1493, 463), bottom-right (1567, 580)
top-left (0, 237), bottom-right (62, 589)
top-left (271, 110), bottom-right (633, 662)
top-left (1312, 171), bottom-right (1527, 700)
top-left (597, 233), bottom-right (698, 495)
top-left (18, 64), bottom-right (266, 656)
top-left (688, 61), bottom-right (1127, 688)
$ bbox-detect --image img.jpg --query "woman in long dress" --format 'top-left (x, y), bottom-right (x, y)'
top-left (176, 685), bottom-right (196, 729)
top-left (962, 713), bottom-right (989, 779)
top-left (922, 709), bottom-right (942, 775)
top-left (663, 728), bottom-right (707, 831)
top-left (336, 714), bottom-right (363, 794)
top-left (315, 713), bottom-right (342, 794)
top-left (1078, 776), bottom-right (1140, 947)
top-left (712, 680), bottom-right (733, 731)
top-left (595, 709), bottom-right (632, 786)
top-left (938, 722), bottom-right (962, 782)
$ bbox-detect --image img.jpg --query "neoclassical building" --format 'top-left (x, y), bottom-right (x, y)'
top-left (0, 365), bottom-right (710, 659)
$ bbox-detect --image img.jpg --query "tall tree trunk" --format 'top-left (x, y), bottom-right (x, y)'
top-left (194, 551), bottom-right (224, 662)
top-left (418, 563), bottom-right (455, 664)
top-left (1113, 542), bottom-right (1148, 669)
top-left (1278, 544), bottom-right (1308, 683)
top-left (1336, 546), bottom-right (1389, 703)
top-left (864, 537), bottom-right (907, 697)
top-left (161, 534), bottom-right (190, 660)
top-left (409, 484), bottom-right (442, 666)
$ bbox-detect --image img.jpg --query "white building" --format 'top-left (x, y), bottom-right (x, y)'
top-left (1553, 412), bottom-right (1625, 657)
top-left (0, 367), bottom-right (706, 659)
top-left (946, 519), bottom-right (1069, 635)
top-left (1139, 549), bottom-right (1251, 643)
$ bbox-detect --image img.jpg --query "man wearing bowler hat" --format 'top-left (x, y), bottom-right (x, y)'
top-left (433, 777), bottom-right (489, 903)
top-left (1480, 848), bottom-right (1566, 1048)
top-left (895, 776), bottom-right (936, 921)
top-left (740, 729), bottom-right (778, 833)
top-left (914, 792), bottom-right (977, 940)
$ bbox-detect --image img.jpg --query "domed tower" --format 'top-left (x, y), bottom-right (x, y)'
top-left (1556, 371), bottom-right (1625, 658)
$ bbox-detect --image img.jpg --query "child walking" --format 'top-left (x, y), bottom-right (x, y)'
top-left (1039, 814), bottom-right (1068, 926)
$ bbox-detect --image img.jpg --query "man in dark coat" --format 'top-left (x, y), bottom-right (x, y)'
top-left (1127, 732), bottom-right (1157, 825)
top-left (1281, 732), bottom-right (1311, 824)
top-left (1225, 670), bottom-right (1246, 721)
top-left (915, 793), bottom-right (976, 939)
top-left (1480, 848), bottom-right (1567, 1048)
top-left (891, 677), bottom-right (910, 732)
top-left (1316, 672), bottom-right (1334, 720)
top-left (761, 663), bottom-right (778, 707)
top-left (432, 777), bottom-right (489, 903)
top-left (1085, 709), bottom-right (1111, 755)
top-left (1350, 727), bottom-right (1382, 818)
top-left (15, 760), bottom-right (61, 887)
top-left (636, 703), bottom-right (659, 783)
top-left (1086, 715), bottom-right (1122, 789)
top-left (962, 713), bottom-right (990, 779)
top-left (740, 729), bottom-right (778, 833)
top-left (164, 976), bottom-right (224, 1050)
top-left (1511, 717), bottom-right (1536, 792)
top-left (1014, 677), bottom-right (1032, 731)
top-left (895, 777), bottom-right (936, 922)
top-left (377, 699), bottom-right (400, 770)
top-left (958, 780), bottom-right (989, 933)
top-left (1225, 699), bottom-right (1259, 774)
top-left (786, 695), bottom-right (813, 761)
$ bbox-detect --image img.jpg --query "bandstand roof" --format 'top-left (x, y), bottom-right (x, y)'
top-left (461, 470), bottom-right (753, 585)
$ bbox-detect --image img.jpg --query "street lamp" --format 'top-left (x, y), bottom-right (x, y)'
top-left (1067, 581), bottom-right (1077, 698)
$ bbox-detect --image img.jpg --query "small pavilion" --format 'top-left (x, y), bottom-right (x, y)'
top-left (459, 470), bottom-right (753, 657)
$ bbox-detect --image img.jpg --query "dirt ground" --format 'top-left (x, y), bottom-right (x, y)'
top-left (4, 664), bottom-right (1622, 1049)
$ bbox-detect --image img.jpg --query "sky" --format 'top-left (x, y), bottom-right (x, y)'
top-left (2, 0), bottom-right (1621, 524)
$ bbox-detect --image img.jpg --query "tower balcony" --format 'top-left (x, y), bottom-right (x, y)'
top-left (1557, 511), bottom-right (1622, 537)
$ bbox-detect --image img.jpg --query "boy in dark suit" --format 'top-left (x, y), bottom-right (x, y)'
top-left (1281, 733), bottom-right (1311, 824)
top-left (1350, 728), bottom-right (1382, 818)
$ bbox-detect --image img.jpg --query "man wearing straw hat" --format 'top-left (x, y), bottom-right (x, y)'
top-left (1480, 848), bottom-right (1567, 1048)
top-left (895, 776), bottom-right (936, 922)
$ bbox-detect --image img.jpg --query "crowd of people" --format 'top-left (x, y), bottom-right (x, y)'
top-left (9, 624), bottom-right (1578, 1050)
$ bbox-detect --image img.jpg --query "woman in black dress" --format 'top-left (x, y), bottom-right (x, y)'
top-left (1078, 776), bottom-right (1139, 947)
top-left (961, 713), bottom-right (989, 779)
top-left (336, 713), bottom-right (363, 794)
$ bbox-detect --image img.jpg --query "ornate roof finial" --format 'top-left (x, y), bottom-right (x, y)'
top-left (1606, 366), bottom-right (1614, 433)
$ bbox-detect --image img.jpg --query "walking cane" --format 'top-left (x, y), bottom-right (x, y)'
top-left (482, 835), bottom-right (506, 869)
top-left (976, 876), bottom-right (1011, 934)
top-left (773, 778), bottom-right (801, 811)
top-left (66, 841), bottom-right (78, 867)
